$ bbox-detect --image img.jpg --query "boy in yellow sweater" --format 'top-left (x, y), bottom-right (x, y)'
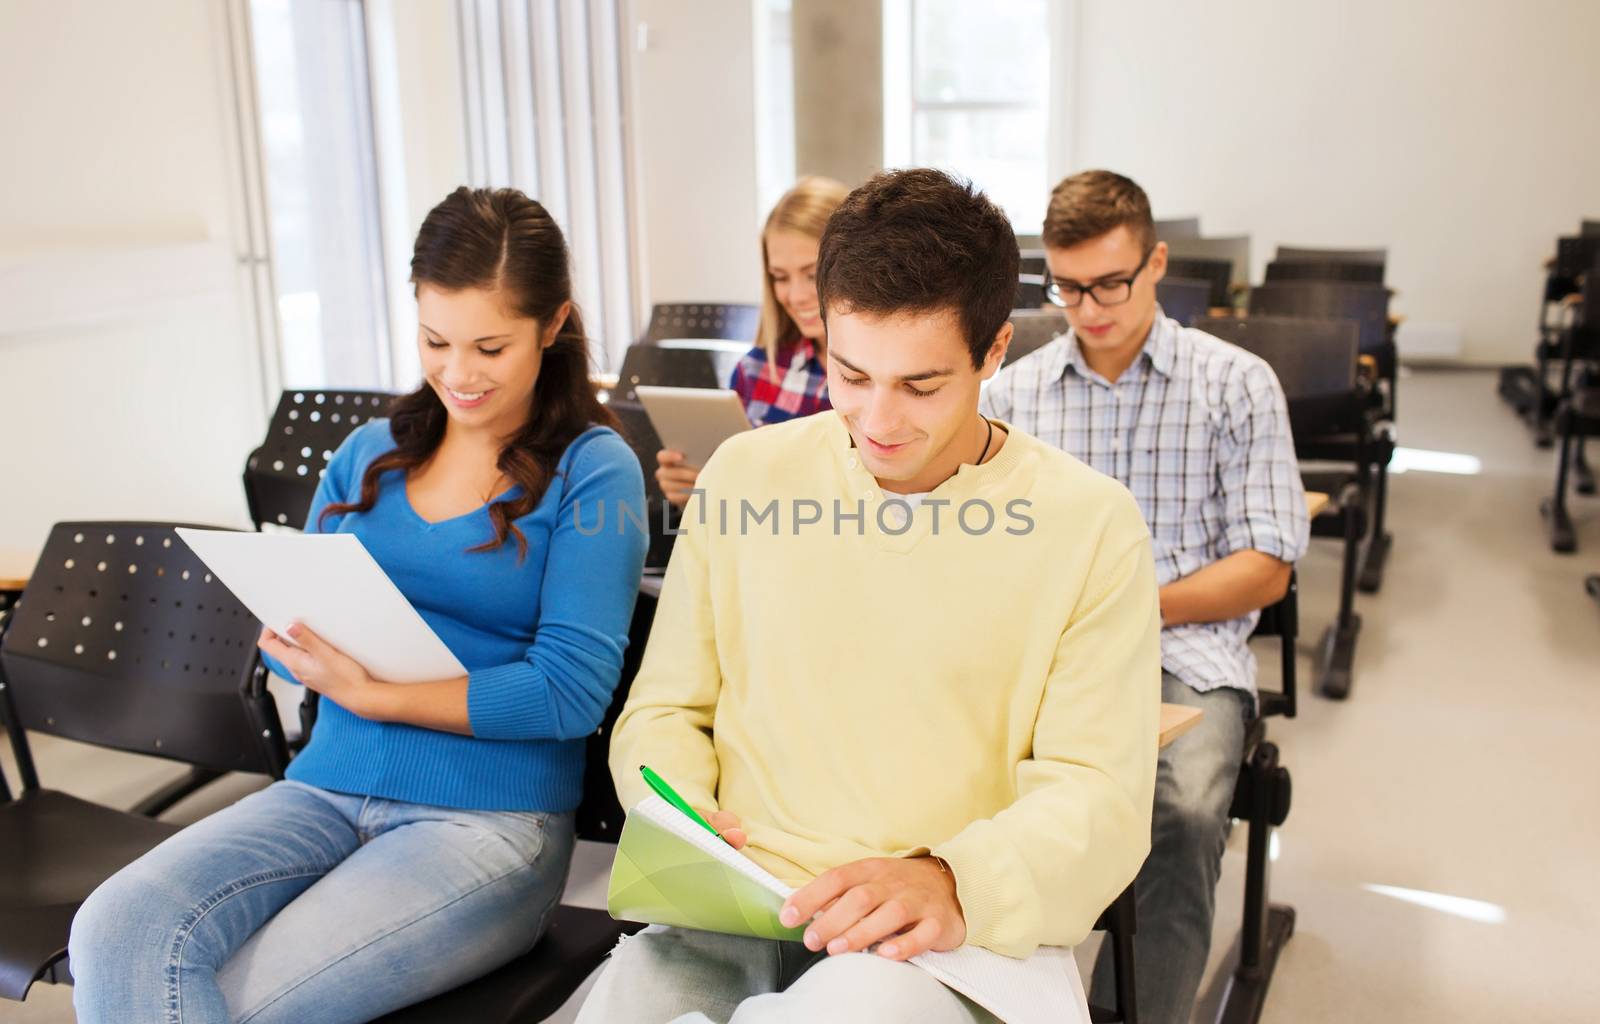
top-left (579, 169), bottom-right (1162, 1023)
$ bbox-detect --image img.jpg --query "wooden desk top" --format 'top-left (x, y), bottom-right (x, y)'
top-left (1159, 704), bottom-right (1203, 748)
top-left (1305, 490), bottom-right (1330, 519)
top-left (0, 548), bottom-right (34, 592)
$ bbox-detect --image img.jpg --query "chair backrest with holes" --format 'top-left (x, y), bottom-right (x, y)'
top-left (0, 522), bottom-right (287, 775)
top-left (610, 341), bottom-right (751, 507)
top-left (1554, 235), bottom-right (1600, 285)
top-left (638, 303), bottom-right (760, 346)
top-left (244, 390), bottom-right (397, 529)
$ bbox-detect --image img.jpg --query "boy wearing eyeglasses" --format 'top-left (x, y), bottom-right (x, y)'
top-left (981, 170), bottom-right (1309, 1024)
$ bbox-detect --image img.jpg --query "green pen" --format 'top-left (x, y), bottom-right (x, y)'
top-left (639, 765), bottom-right (728, 844)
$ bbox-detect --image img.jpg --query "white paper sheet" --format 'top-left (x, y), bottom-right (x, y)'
top-left (913, 943), bottom-right (1088, 1024)
top-left (175, 529), bottom-right (465, 684)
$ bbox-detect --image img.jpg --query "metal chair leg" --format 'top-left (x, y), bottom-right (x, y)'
top-left (1358, 429), bottom-right (1394, 594)
top-left (1575, 430), bottom-right (1595, 496)
top-left (1088, 884), bottom-right (1140, 1024)
top-left (1543, 405), bottom-right (1579, 554)
top-left (1317, 487), bottom-right (1364, 699)
top-left (1217, 741), bottom-right (1294, 1024)
top-left (128, 767), bottom-right (226, 818)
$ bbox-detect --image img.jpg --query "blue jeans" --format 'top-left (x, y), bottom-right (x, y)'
top-left (1090, 672), bottom-right (1252, 1024)
top-left (69, 779), bottom-right (574, 1024)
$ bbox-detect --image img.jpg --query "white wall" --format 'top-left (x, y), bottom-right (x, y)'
top-left (0, 0), bottom-right (265, 555)
top-left (1067, 0), bottom-right (1600, 364)
top-left (627, 0), bottom-right (765, 309)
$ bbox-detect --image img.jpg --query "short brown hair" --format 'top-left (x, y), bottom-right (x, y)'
top-left (816, 168), bottom-right (1018, 370)
top-left (1042, 170), bottom-right (1154, 251)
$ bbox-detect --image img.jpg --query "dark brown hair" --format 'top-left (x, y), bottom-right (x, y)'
top-left (319, 186), bottom-right (616, 559)
top-left (815, 168), bottom-right (1018, 370)
top-left (1042, 170), bottom-right (1155, 252)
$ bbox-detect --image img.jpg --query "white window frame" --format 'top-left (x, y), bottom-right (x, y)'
top-left (226, 0), bottom-right (398, 401)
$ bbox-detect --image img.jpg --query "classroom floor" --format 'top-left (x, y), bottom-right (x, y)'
top-left (4, 368), bottom-right (1598, 1024)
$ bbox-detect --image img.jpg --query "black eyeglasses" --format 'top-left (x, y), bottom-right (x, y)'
top-left (1045, 247), bottom-right (1156, 309)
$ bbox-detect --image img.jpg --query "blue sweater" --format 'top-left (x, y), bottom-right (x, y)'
top-left (265, 419), bottom-right (648, 812)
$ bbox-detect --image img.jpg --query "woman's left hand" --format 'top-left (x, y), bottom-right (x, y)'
top-left (258, 623), bottom-right (386, 719)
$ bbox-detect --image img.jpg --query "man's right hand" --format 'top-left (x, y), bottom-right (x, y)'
top-left (696, 807), bottom-right (748, 850)
top-left (656, 449), bottom-right (702, 509)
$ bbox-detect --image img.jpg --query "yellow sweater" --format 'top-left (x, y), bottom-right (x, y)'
top-left (610, 412), bottom-right (1161, 957)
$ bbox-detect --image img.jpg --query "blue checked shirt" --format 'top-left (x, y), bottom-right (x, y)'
top-left (980, 312), bottom-right (1310, 698)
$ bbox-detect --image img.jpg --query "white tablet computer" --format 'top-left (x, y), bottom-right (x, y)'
top-left (634, 385), bottom-right (752, 468)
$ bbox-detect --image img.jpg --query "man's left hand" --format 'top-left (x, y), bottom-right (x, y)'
top-left (779, 856), bottom-right (966, 961)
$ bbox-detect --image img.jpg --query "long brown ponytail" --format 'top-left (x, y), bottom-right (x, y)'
top-left (319, 186), bottom-right (617, 559)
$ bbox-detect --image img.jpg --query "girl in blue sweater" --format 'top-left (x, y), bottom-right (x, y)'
top-left (69, 188), bottom-right (648, 1023)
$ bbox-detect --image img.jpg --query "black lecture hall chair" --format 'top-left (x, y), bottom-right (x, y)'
top-left (1164, 235), bottom-right (1251, 281)
top-left (1248, 281), bottom-right (1397, 594)
top-left (1216, 574), bottom-right (1301, 1024)
top-left (1262, 259), bottom-right (1384, 286)
top-left (1274, 244), bottom-right (1387, 268)
top-left (0, 522), bottom-right (289, 1003)
top-left (1019, 249), bottom-right (1048, 277)
top-left (242, 388), bottom-right (398, 750)
top-left (1005, 309), bottom-right (1065, 367)
top-left (637, 303), bottom-right (759, 346)
top-left (1541, 263), bottom-right (1600, 553)
top-left (1501, 236), bottom-right (1600, 449)
top-left (1154, 216), bottom-right (1202, 240)
top-left (606, 339), bottom-right (751, 569)
top-left (1016, 273), bottom-right (1048, 310)
top-left (1165, 256), bottom-right (1233, 311)
top-left (1155, 278), bottom-right (1211, 329)
top-left (1197, 315), bottom-right (1370, 700)
top-left (243, 390), bottom-right (398, 529)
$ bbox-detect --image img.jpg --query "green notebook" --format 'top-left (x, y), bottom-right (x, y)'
top-left (606, 795), bottom-right (807, 941)
top-left (605, 795), bottom-right (1092, 1023)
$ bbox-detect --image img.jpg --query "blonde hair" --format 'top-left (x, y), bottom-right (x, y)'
top-left (756, 176), bottom-right (850, 374)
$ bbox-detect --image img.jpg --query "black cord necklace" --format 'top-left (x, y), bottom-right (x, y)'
top-left (976, 416), bottom-right (995, 465)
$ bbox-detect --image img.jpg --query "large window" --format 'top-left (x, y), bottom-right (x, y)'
top-left (755, 0), bottom-right (797, 215)
top-left (884, 0), bottom-right (1057, 234)
top-left (455, 0), bottom-right (639, 370)
top-left (248, 0), bottom-right (392, 390)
